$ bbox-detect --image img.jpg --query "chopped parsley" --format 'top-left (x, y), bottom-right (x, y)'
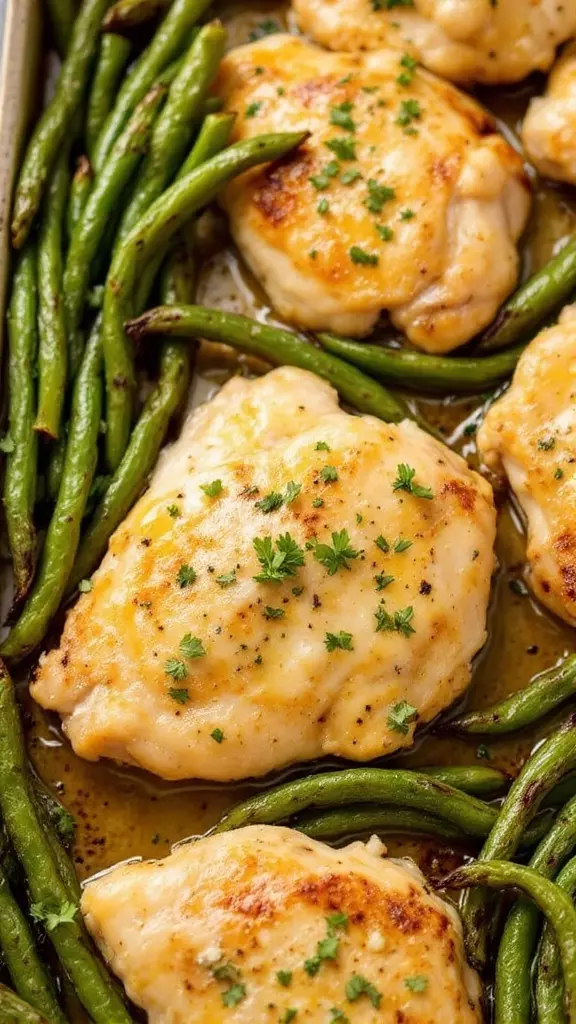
top-left (376, 224), bottom-right (394, 241)
top-left (396, 98), bottom-right (422, 129)
top-left (341, 169), bottom-right (362, 185)
top-left (318, 198), bottom-right (330, 215)
top-left (394, 536), bottom-right (412, 552)
top-left (277, 970), bottom-right (293, 987)
top-left (216, 570), bottom-right (236, 587)
top-left (30, 901), bottom-right (77, 931)
top-left (245, 101), bottom-right (262, 118)
top-left (375, 604), bottom-right (415, 637)
top-left (387, 699), bottom-right (418, 734)
top-left (310, 529), bottom-right (361, 575)
top-left (405, 974), bottom-right (428, 993)
top-left (285, 481), bottom-right (301, 504)
top-left (330, 102), bottom-right (356, 132)
top-left (304, 912), bottom-right (348, 974)
top-left (165, 658), bottom-right (187, 681)
top-left (168, 687), bottom-right (190, 705)
top-left (537, 436), bottom-right (556, 451)
top-left (400, 207), bottom-right (415, 220)
top-left (255, 491), bottom-right (284, 514)
top-left (392, 463), bottom-right (434, 499)
top-left (330, 1011), bottom-right (349, 1023)
top-left (365, 179), bottom-right (395, 213)
top-left (177, 563), bottom-right (196, 587)
top-left (280, 1011), bottom-right (297, 1023)
top-left (345, 973), bottom-right (382, 1008)
top-left (397, 52), bottom-right (418, 86)
top-left (375, 535), bottom-right (389, 553)
top-left (375, 572), bottom-right (394, 591)
top-left (349, 246), bottom-right (379, 266)
top-left (0, 434), bottom-right (14, 453)
top-left (315, 440), bottom-right (331, 451)
top-left (211, 727), bottom-right (224, 743)
top-left (477, 743), bottom-right (491, 760)
top-left (312, 498), bottom-right (325, 508)
top-left (211, 962), bottom-right (247, 1007)
top-left (201, 479), bottom-right (223, 498)
top-left (78, 578), bottom-right (93, 593)
top-left (167, 503), bottom-right (181, 518)
top-left (310, 161), bottom-right (340, 191)
top-left (253, 533), bottom-right (305, 584)
top-left (325, 631), bottom-right (354, 652)
top-left (179, 634), bottom-right (206, 659)
top-left (325, 136), bottom-right (357, 161)
top-left (319, 465), bottom-right (338, 483)
top-left (222, 984), bottom-right (246, 1007)
top-left (248, 18), bottom-right (280, 40)
top-left (263, 606), bottom-right (285, 619)
top-left (555, 467), bottom-right (564, 480)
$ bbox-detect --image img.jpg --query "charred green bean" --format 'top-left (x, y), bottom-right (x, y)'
top-left (35, 152), bottom-right (68, 440)
top-left (66, 155), bottom-right (93, 245)
top-left (45, 0), bottom-right (77, 56)
top-left (103, 0), bottom-right (170, 32)
top-left (176, 111), bottom-right (235, 180)
top-left (415, 764), bottom-right (510, 797)
top-left (295, 805), bottom-right (467, 841)
top-left (0, 984), bottom-right (52, 1024)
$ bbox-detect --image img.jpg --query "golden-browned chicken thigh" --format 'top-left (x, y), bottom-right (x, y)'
top-left (522, 42), bottom-right (576, 186)
top-left (32, 368), bottom-right (496, 780)
top-left (293, 0), bottom-right (576, 85)
top-left (214, 35), bottom-right (530, 352)
top-left (478, 305), bottom-right (576, 627)
top-left (82, 825), bottom-right (482, 1023)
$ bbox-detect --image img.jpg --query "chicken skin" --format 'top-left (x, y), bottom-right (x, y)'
top-left (81, 825), bottom-right (482, 1023)
top-left (32, 368), bottom-right (495, 781)
top-left (522, 42), bottom-right (576, 186)
top-left (214, 35), bottom-right (530, 352)
top-left (478, 305), bottom-right (576, 627)
top-left (293, 0), bottom-right (576, 85)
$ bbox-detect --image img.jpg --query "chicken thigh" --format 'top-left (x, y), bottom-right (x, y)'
top-left (32, 368), bottom-right (496, 781)
top-left (82, 824), bottom-right (482, 1023)
top-left (478, 305), bottom-right (576, 627)
top-left (214, 35), bottom-right (530, 352)
top-left (522, 42), bottom-right (576, 186)
top-left (292, 0), bottom-right (576, 85)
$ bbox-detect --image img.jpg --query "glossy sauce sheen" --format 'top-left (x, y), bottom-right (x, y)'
top-left (26, 3), bottom-right (576, 892)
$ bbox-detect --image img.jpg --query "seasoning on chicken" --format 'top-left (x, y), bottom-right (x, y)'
top-left (478, 305), bottom-right (576, 627)
top-left (32, 367), bottom-right (496, 781)
top-left (214, 35), bottom-right (530, 353)
top-left (81, 824), bottom-right (482, 1023)
top-left (522, 43), bottom-right (576, 186)
top-left (293, 0), bottom-right (576, 85)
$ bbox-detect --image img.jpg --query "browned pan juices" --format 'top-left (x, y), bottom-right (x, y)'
top-left (25, 8), bottom-right (576, 887)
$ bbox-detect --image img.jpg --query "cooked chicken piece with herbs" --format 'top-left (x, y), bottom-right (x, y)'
top-left (82, 824), bottom-right (482, 1023)
top-left (214, 35), bottom-right (530, 352)
top-left (522, 42), bottom-right (576, 186)
top-left (293, 0), bottom-right (576, 85)
top-left (32, 368), bottom-right (496, 781)
top-left (478, 305), bottom-right (576, 627)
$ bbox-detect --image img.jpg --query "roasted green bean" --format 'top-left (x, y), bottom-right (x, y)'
top-left (103, 0), bottom-right (171, 32)
top-left (86, 33), bottom-right (132, 160)
top-left (535, 854), bottom-right (576, 1024)
top-left (44, 0), bottom-right (76, 57)
top-left (176, 111), bottom-right (236, 180)
top-left (446, 655), bottom-right (576, 737)
top-left (318, 331), bottom-right (523, 393)
top-left (115, 21), bottom-right (226, 245)
top-left (295, 805), bottom-right (468, 842)
top-left (66, 155), bottom-right (93, 245)
top-left (3, 244), bottom-right (39, 605)
top-left (1, 323), bottom-right (103, 661)
top-left (495, 795), bottom-right (576, 1024)
top-left (0, 662), bottom-right (132, 1022)
top-left (0, 984), bottom-right (51, 1024)
top-left (35, 152), bottom-right (68, 440)
top-left (93, 0), bottom-right (211, 171)
top-left (64, 82), bottom-right (167, 370)
top-left (103, 131), bottom-right (307, 471)
top-left (11, 0), bottom-right (111, 248)
top-left (0, 865), bottom-right (64, 1022)
top-left (415, 764), bottom-right (510, 797)
top-left (450, 861), bottom-right (576, 1021)
top-left (461, 712), bottom-right (576, 971)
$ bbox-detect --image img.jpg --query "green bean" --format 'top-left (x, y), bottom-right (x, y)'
top-left (214, 767), bottom-right (529, 839)
top-left (415, 764), bottom-right (510, 797)
top-left (446, 655), bottom-right (576, 737)
top-left (295, 805), bottom-right (467, 841)
top-left (3, 245), bottom-right (39, 605)
top-left (116, 22), bottom-right (226, 245)
top-left (11, 0), bottom-right (112, 249)
top-left (103, 131), bottom-right (308, 470)
top-left (0, 984), bottom-right (51, 1024)
top-left (46, 435), bottom-right (67, 503)
top-left (480, 239), bottom-right (576, 351)
top-left (45, 0), bottom-right (77, 57)
top-left (317, 331), bottom-right (523, 393)
top-left (0, 864), bottom-right (64, 1022)
top-left (103, 0), bottom-right (170, 32)
top-left (93, 0), bottom-right (212, 171)
top-left (0, 662), bottom-right (133, 1022)
top-left (535, 855), bottom-right (576, 1024)
top-left (35, 152), bottom-right (68, 441)
top-left (447, 860), bottom-right (576, 1022)
top-left (64, 83), bottom-right (167, 372)
top-left (176, 112), bottom-right (236, 180)
top-left (32, 777), bottom-right (76, 851)
top-left (66, 156), bottom-right (93, 245)
top-left (86, 34), bottom-right (132, 160)
top-left (495, 796), bottom-right (576, 1024)
top-left (461, 712), bottom-right (576, 971)
top-left (68, 250), bottom-right (193, 589)
top-left (127, 304), bottom-right (416, 438)
top-left (1, 323), bottom-right (103, 662)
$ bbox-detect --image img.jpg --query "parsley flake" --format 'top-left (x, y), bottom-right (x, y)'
top-left (375, 572), bottom-right (394, 591)
top-left (387, 699), bottom-right (418, 734)
top-left (346, 973), bottom-right (382, 1008)
top-left (315, 440), bottom-right (331, 451)
top-left (310, 529), bottom-right (361, 575)
top-left (177, 564), bottom-right (196, 587)
top-left (165, 658), bottom-right (187, 681)
top-left (405, 974), bottom-right (428, 993)
top-left (394, 536), bottom-right (412, 552)
top-left (255, 491), bottom-right (284, 514)
top-left (330, 102), bottom-right (356, 132)
top-left (245, 101), bottom-right (262, 118)
top-left (400, 207), bottom-right (415, 220)
top-left (168, 687), bottom-right (190, 705)
top-left (280, 1011), bottom-right (297, 1024)
top-left (365, 179), bottom-right (395, 213)
top-left (277, 970), bottom-right (293, 987)
top-left (167, 503), bottom-right (181, 518)
top-left (263, 605), bottom-right (285, 619)
top-left (325, 631), bottom-right (354, 652)
top-left (349, 246), bottom-right (379, 266)
top-left (538, 436), bottom-right (556, 451)
top-left (392, 463), bottom-right (434, 499)
top-left (211, 727), bottom-right (224, 743)
top-left (341, 169), bottom-right (362, 185)
top-left (222, 983), bottom-right (246, 1007)
top-left (330, 1011), bottom-right (349, 1023)
top-left (253, 533), bottom-right (305, 584)
top-left (396, 98), bottom-right (422, 128)
top-left (318, 198), bottom-right (330, 215)
top-left (320, 465), bottom-right (338, 483)
top-left (312, 497), bottom-right (325, 508)
top-left (248, 18), bottom-right (280, 40)
top-left (375, 535), bottom-right (389, 553)
top-left (284, 481), bottom-right (301, 504)
top-left (376, 224), bottom-right (394, 241)
top-left (325, 136), bottom-right (356, 161)
top-left (78, 578), bottom-right (93, 593)
top-left (201, 479), bottom-right (223, 498)
top-left (216, 570), bottom-right (236, 587)
top-left (30, 901), bottom-right (78, 932)
top-left (179, 634), bottom-right (206, 659)
top-left (555, 467), bottom-right (564, 480)
top-left (0, 435), bottom-right (14, 454)
top-left (375, 604), bottom-right (415, 637)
